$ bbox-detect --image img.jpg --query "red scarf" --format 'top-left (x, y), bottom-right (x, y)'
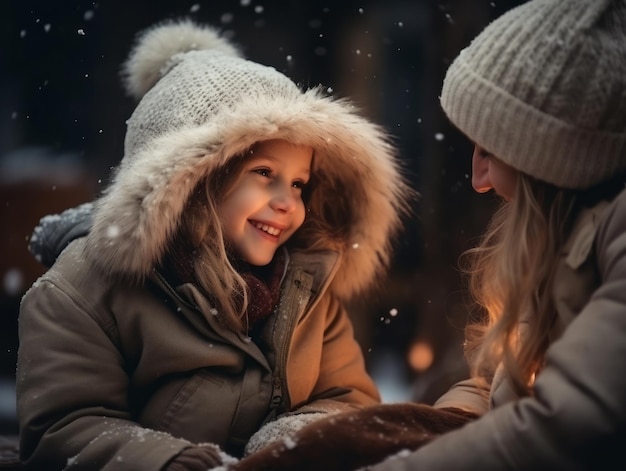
top-left (238, 250), bottom-right (286, 328)
top-left (161, 249), bottom-right (286, 330)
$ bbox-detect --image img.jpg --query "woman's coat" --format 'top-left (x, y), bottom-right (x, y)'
top-left (370, 189), bottom-right (626, 470)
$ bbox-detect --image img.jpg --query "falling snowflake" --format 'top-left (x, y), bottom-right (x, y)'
top-left (3, 268), bottom-right (23, 296)
top-left (106, 225), bottom-right (120, 238)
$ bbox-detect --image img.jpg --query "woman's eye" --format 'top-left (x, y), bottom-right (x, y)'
top-left (477, 148), bottom-right (492, 159)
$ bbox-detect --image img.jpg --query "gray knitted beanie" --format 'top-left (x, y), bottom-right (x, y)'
top-left (441, 0), bottom-right (626, 189)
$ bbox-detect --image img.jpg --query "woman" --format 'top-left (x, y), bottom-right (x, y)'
top-left (229, 0), bottom-right (626, 469)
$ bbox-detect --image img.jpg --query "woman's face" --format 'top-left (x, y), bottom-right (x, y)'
top-left (471, 144), bottom-right (518, 201)
top-left (220, 139), bottom-right (313, 266)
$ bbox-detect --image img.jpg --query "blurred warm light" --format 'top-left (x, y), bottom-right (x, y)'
top-left (408, 341), bottom-right (434, 372)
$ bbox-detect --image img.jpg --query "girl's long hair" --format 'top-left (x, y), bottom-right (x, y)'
top-left (462, 173), bottom-right (623, 395)
top-left (164, 145), bottom-right (353, 332)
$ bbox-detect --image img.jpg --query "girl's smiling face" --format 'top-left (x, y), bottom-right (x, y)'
top-left (471, 144), bottom-right (519, 201)
top-left (220, 139), bottom-right (312, 266)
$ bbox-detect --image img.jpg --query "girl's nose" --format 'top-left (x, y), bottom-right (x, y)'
top-left (471, 145), bottom-right (492, 194)
top-left (270, 184), bottom-right (298, 213)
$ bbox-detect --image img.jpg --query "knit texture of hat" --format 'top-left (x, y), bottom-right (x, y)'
top-left (121, 21), bottom-right (300, 159)
top-left (441, 0), bottom-right (626, 189)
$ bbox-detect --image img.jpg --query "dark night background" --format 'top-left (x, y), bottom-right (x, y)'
top-left (0, 0), bottom-right (525, 434)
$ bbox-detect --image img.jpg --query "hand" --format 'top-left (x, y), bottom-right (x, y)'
top-left (165, 444), bottom-right (237, 471)
top-left (229, 403), bottom-right (477, 471)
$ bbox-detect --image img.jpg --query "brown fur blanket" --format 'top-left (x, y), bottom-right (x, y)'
top-left (229, 403), bottom-right (478, 471)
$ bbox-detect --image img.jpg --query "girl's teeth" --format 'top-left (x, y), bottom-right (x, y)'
top-left (255, 222), bottom-right (280, 236)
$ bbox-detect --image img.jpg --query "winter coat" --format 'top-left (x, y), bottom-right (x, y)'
top-left (17, 237), bottom-right (379, 470)
top-left (367, 188), bottom-right (626, 469)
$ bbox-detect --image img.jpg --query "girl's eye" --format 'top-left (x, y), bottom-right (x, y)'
top-left (292, 180), bottom-right (307, 190)
top-left (254, 168), bottom-right (271, 178)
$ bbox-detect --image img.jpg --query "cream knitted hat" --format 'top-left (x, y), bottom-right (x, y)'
top-left (441, 0), bottom-right (626, 189)
top-left (121, 20), bottom-right (301, 159)
top-left (85, 19), bottom-right (413, 299)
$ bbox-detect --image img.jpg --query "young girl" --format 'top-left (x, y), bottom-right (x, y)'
top-left (224, 0), bottom-right (626, 469)
top-left (16, 20), bottom-right (412, 470)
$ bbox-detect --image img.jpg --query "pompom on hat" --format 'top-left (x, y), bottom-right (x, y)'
top-left (441, 0), bottom-right (626, 190)
top-left (119, 20), bottom-right (303, 159)
top-left (121, 20), bottom-right (242, 100)
top-left (85, 19), bottom-right (413, 300)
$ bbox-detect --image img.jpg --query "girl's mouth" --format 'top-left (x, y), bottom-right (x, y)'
top-left (251, 221), bottom-right (282, 237)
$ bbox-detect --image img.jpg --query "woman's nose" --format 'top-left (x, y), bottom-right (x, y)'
top-left (471, 145), bottom-right (492, 194)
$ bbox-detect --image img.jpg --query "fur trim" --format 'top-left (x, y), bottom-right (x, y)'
top-left (86, 88), bottom-right (414, 300)
top-left (122, 19), bottom-right (241, 100)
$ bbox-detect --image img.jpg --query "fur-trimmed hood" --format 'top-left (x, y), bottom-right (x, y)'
top-left (84, 20), bottom-right (414, 300)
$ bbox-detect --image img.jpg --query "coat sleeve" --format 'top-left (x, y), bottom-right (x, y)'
top-left (289, 294), bottom-right (380, 414)
top-left (432, 377), bottom-right (490, 415)
top-left (243, 295), bottom-right (380, 455)
top-left (17, 272), bottom-right (192, 471)
top-left (367, 195), bottom-right (626, 471)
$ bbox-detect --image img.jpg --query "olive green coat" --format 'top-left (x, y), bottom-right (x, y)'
top-left (18, 240), bottom-right (379, 470)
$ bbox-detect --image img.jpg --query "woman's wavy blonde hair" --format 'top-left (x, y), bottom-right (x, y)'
top-left (462, 172), bottom-right (623, 396)
top-left (164, 142), bottom-right (354, 332)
